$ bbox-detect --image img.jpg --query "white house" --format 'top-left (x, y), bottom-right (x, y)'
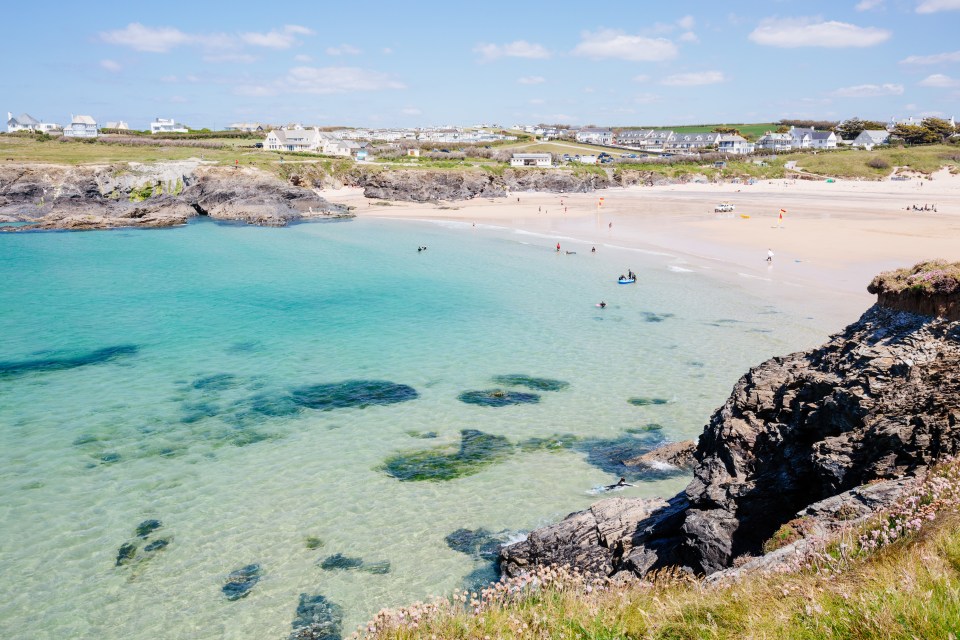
top-left (669, 132), bottom-right (721, 152)
top-left (788, 126), bottom-right (837, 150)
top-left (717, 134), bottom-right (755, 155)
top-left (853, 130), bottom-right (890, 150)
top-left (615, 129), bottom-right (655, 147)
top-left (150, 118), bottom-right (188, 134)
top-left (576, 155), bottom-right (599, 164)
top-left (63, 115), bottom-right (99, 138)
top-left (510, 153), bottom-right (552, 167)
top-left (575, 128), bottom-right (613, 145)
top-left (7, 112), bottom-right (60, 133)
top-left (265, 127), bottom-right (323, 152)
top-left (104, 121), bottom-right (130, 130)
top-left (755, 132), bottom-right (793, 152)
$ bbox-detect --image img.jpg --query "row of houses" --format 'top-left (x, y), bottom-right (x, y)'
top-left (7, 112), bottom-right (190, 136)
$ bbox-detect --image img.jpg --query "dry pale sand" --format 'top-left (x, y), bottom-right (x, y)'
top-left (326, 169), bottom-right (960, 313)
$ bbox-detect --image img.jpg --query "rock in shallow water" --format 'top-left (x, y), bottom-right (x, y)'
top-left (445, 528), bottom-right (519, 562)
top-left (291, 380), bottom-right (419, 410)
top-left (289, 593), bottom-right (343, 640)
top-left (490, 374), bottom-right (569, 392)
top-left (116, 543), bottom-right (137, 566)
top-left (318, 554), bottom-right (390, 574)
top-left (136, 519), bottom-right (162, 538)
top-left (222, 564), bottom-right (262, 601)
top-left (458, 389), bottom-right (540, 407)
top-left (0, 344), bottom-right (139, 379)
top-left (380, 429), bottom-right (513, 481)
top-left (627, 396), bottom-right (669, 406)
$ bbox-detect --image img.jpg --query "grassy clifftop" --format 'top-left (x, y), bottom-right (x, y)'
top-left (362, 459), bottom-right (960, 639)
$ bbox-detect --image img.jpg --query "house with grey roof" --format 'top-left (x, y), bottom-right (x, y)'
top-left (717, 134), bottom-right (755, 155)
top-left (853, 130), bottom-right (890, 150)
top-left (755, 132), bottom-right (792, 152)
top-left (63, 115), bottom-right (99, 138)
top-left (265, 127), bottom-right (324, 152)
top-left (788, 126), bottom-right (837, 150)
top-left (615, 129), bottom-right (656, 147)
top-left (7, 112), bottom-right (60, 133)
top-left (669, 132), bottom-right (721, 152)
top-left (575, 127), bottom-right (613, 145)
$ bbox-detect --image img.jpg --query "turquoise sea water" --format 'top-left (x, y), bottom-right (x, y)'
top-left (0, 218), bottom-right (849, 639)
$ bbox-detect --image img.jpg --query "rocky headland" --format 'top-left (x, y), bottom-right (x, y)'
top-left (0, 162), bottom-right (351, 231)
top-left (501, 261), bottom-right (960, 580)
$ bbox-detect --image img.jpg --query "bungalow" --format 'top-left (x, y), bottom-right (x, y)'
top-left (7, 112), bottom-right (60, 133)
top-left (575, 127), bottom-right (613, 145)
top-left (150, 118), bottom-right (188, 134)
top-left (755, 132), bottom-right (792, 152)
top-left (717, 134), bottom-right (755, 155)
top-left (225, 122), bottom-right (265, 132)
top-left (853, 130), bottom-right (890, 150)
top-left (510, 153), bottom-right (552, 168)
top-left (63, 115), bottom-right (99, 138)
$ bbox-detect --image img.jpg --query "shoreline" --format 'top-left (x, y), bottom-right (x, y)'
top-left (332, 172), bottom-right (960, 310)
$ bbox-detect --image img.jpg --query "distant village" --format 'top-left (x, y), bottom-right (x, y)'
top-left (5, 111), bottom-right (957, 165)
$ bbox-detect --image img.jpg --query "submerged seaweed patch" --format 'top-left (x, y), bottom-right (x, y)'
top-left (290, 593), bottom-right (343, 640)
top-left (641, 312), bottom-right (675, 323)
top-left (381, 429), bottom-right (513, 481)
top-left (517, 433), bottom-right (581, 452)
top-left (628, 397), bottom-right (670, 406)
top-left (319, 553), bottom-right (390, 574)
top-left (0, 344), bottom-right (139, 379)
top-left (291, 380), bottom-right (419, 411)
top-left (223, 564), bottom-right (262, 601)
top-left (445, 528), bottom-right (519, 562)
top-left (458, 389), bottom-right (540, 407)
top-left (491, 375), bottom-right (569, 392)
top-left (192, 373), bottom-right (241, 391)
top-left (573, 431), bottom-right (684, 481)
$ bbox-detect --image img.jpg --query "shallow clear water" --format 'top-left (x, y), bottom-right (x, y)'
top-left (0, 218), bottom-right (849, 639)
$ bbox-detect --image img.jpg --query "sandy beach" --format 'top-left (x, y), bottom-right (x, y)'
top-left (331, 169), bottom-right (960, 311)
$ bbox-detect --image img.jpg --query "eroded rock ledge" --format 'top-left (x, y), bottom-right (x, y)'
top-left (502, 266), bottom-right (960, 580)
top-left (0, 163), bottom-right (351, 231)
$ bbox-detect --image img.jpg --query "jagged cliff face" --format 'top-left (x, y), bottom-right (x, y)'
top-left (502, 298), bottom-right (960, 579)
top-left (0, 164), bottom-right (350, 231)
top-left (682, 304), bottom-right (960, 573)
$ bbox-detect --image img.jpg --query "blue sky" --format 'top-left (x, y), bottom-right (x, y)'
top-left (5, 0), bottom-right (960, 129)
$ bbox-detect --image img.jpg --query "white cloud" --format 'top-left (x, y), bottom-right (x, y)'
top-left (572, 29), bottom-right (677, 61)
top-left (241, 25), bottom-right (313, 49)
top-left (832, 83), bottom-right (904, 97)
top-left (283, 66), bottom-right (406, 94)
top-left (99, 23), bottom-right (190, 53)
top-left (100, 59), bottom-right (122, 72)
top-left (382, 47), bottom-right (394, 55)
top-left (100, 22), bottom-right (312, 54)
top-left (919, 73), bottom-right (960, 87)
top-left (294, 54), bottom-right (313, 63)
top-left (169, 96), bottom-right (188, 103)
top-left (528, 98), bottom-right (546, 105)
top-left (401, 107), bottom-right (421, 116)
top-left (679, 31), bottom-right (699, 43)
top-left (661, 70), bottom-right (726, 86)
top-left (900, 50), bottom-right (960, 64)
top-left (749, 18), bottom-right (890, 47)
top-left (518, 75), bottom-right (545, 84)
top-left (160, 75), bottom-right (178, 83)
top-left (326, 44), bottom-right (362, 56)
top-left (203, 53), bottom-right (257, 64)
top-left (633, 74), bottom-right (650, 82)
top-left (474, 40), bottom-right (551, 61)
top-left (916, 0), bottom-right (960, 12)
top-left (634, 93), bottom-right (661, 104)
top-left (855, 0), bottom-right (884, 10)
top-left (677, 15), bottom-right (695, 30)
top-left (234, 85), bottom-right (276, 97)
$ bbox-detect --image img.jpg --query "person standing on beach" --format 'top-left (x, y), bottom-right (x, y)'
top-left (556, 242), bottom-right (561, 252)
top-left (767, 248), bottom-right (774, 263)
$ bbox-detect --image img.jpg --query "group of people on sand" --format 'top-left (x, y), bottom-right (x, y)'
top-left (907, 203), bottom-right (937, 212)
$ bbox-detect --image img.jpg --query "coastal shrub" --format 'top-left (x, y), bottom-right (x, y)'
top-left (866, 156), bottom-right (890, 170)
top-left (490, 374), bottom-right (569, 392)
top-left (458, 389), bottom-right (540, 407)
top-left (867, 260), bottom-right (960, 296)
top-left (380, 429), bottom-right (513, 481)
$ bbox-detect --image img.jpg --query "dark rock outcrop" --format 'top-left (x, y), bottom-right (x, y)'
top-left (625, 440), bottom-right (697, 471)
top-left (501, 288), bottom-right (960, 580)
top-left (0, 163), bottom-right (350, 231)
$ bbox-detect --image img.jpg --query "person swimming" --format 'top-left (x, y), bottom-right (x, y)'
top-left (605, 477), bottom-right (633, 490)
top-left (599, 301), bottom-right (606, 308)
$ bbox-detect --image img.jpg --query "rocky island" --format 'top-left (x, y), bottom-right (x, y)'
top-left (501, 260), bottom-right (960, 580)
